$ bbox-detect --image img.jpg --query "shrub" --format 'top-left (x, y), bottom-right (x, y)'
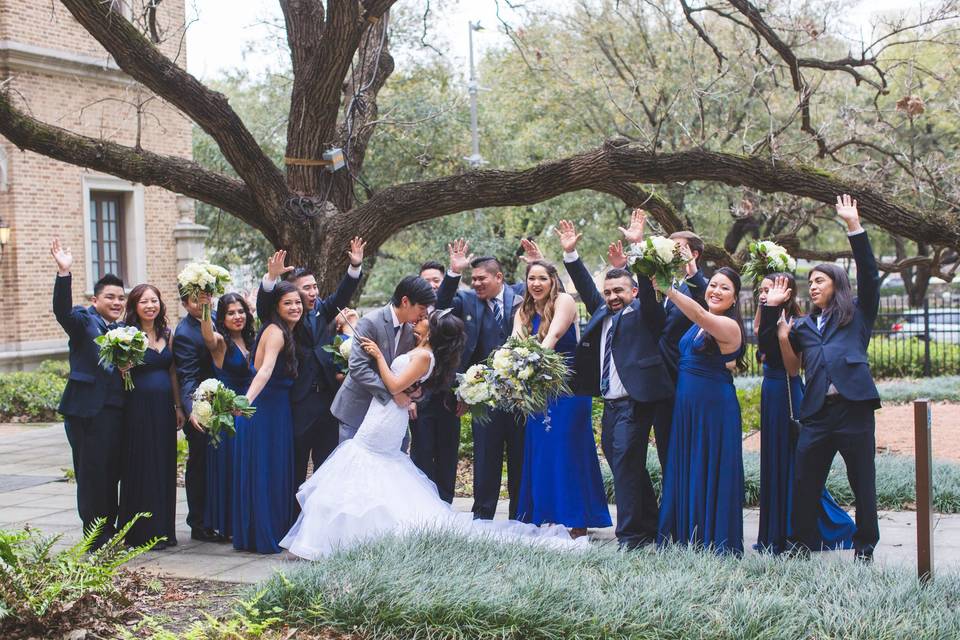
top-left (603, 451), bottom-right (960, 513)
top-left (867, 337), bottom-right (960, 379)
top-left (737, 380), bottom-right (762, 433)
top-left (0, 372), bottom-right (65, 422)
top-left (458, 414), bottom-right (474, 462)
top-left (0, 515), bottom-right (157, 637)
top-left (251, 531), bottom-right (960, 639)
top-left (34, 359), bottom-right (70, 379)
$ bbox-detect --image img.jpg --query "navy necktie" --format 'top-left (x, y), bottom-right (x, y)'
top-left (492, 298), bottom-right (503, 329)
top-left (600, 312), bottom-right (618, 396)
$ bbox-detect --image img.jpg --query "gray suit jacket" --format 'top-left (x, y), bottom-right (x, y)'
top-left (331, 304), bottom-right (416, 428)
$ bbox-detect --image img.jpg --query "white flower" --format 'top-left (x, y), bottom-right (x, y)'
top-left (465, 364), bottom-right (488, 381)
top-left (492, 349), bottom-right (512, 373)
top-left (197, 378), bottom-right (222, 398)
top-left (785, 256), bottom-right (797, 271)
top-left (518, 365), bottom-right (534, 380)
top-left (339, 338), bottom-right (352, 360)
top-left (514, 347), bottom-right (530, 358)
top-left (460, 381), bottom-right (492, 404)
top-left (649, 236), bottom-right (678, 264)
top-left (192, 399), bottom-right (213, 424)
top-left (759, 241), bottom-right (787, 257)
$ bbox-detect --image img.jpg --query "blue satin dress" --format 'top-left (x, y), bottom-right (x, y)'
top-left (516, 315), bottom-right (612, 529)
top-left (756, 364), bottom-right (855, 553)
top-left (657, 326), bottom-right (744, 555)
top-left (232, 339), bottom-right (295, 553)
top-left (204, 340), bottom-right (253, 539)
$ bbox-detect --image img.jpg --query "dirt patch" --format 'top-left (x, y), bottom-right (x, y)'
top-left (742, 402), bottom-right (960, 461)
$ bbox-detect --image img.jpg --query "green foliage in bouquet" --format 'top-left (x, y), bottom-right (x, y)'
top-left (741, 240), bottom-right (797, 286)
top-left (177, 261), bottom-right (232, 321)
top-left (94, 327), bottom-right (148, 391)
top-left (191, 379), bottom-right (256, 447)
top-left (321, 335), bottom-right (352, 374)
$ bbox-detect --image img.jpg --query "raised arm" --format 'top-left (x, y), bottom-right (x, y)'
top-left (436, 239), bottom-right (471, 311)
top-left (836, 195), bottom-right (879, 330)
top-left (358, 340), bottom-right (431, 395)
top-left (50, 239), bottom-right (85, 335)
top-left (256, 250), bottom-right (294, 321)
top-left (555, 219), bottom-right (603, 315)
top-left (198, 293), bottom-right (227, 368)
top-left (318, 237), bottom-right (365, 323)
top-left (764, 276), bottom-right (801, 376)
top-left (246, 325), bottom-right (285, 404)
top-left (661, 284), bottom-right (741, 351)
top-left (636, 274), bottom-right (667, 333)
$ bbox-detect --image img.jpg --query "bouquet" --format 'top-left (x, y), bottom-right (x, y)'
top-left (627, 236), bottom-right (691, 299)
top-left (177, 261), bottom-right (232, 321)
top-left (94, 326), bottom-right (148, 391)
top-left (456, 336), bottom-right (571, 423)
top-left (322, 335), bottom-right (352, 374)
top-left (190, 378), bottom-right (256, 447)
top-left (742, 240), bottom-right (797, 285)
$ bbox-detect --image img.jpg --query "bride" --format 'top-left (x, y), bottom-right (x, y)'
top-left (280, 309), bottom-right (588, 559)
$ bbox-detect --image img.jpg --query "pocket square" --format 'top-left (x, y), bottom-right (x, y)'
top-left (582, 341), bottom-right (591, 347)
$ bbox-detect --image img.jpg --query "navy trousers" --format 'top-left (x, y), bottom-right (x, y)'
top-left (183, 424), bottom-right (209, 531)
top-left (410, 392), bottom-right (461, 503)
top-left (64, 407), bottom-right (124, 548)
top-left (472, 409), bottom-right (525, 519)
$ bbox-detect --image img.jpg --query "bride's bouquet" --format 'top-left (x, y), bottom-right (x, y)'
top-left (190, 379), bottom-right (256, 447)
top-left (177, 261), bottom-right (232, 321)
top-left (322, 335), bottom-right (352, 375)
top-left (741, 240), bottom-right (797, 285)
top-left (455, 364), bottom-right (498, 421)
top-left (94, 326), bottom-right (148, 391)
top-left (627, 236), bottom-right (690, 299)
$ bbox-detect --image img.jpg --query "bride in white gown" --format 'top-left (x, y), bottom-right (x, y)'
top-left (280, 310), bottom-right (589, 559)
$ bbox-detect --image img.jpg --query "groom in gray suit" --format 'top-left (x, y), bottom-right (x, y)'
top-left (332, 276), bottom-right (436, 442)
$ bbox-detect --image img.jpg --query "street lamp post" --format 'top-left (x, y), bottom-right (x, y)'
top-left (466, 20), bottom-right (484, 169)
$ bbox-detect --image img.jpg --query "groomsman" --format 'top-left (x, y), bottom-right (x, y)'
top-left (555, 221), bottom-right (673, 549)
top-left (256, 239), bottom-right (365, 488)
top-left (50, 239), bottom-right (126, 549)
top-left (610, 210), bottom-right (706, 468)
top-left (332, 276), bottom-right (435, 442)
top-left (409, 260), bottom-right (460, 503)
top-left (436, 240), bottom-right (525, 520)
top-left (173, 288), bottom-right (219, 541)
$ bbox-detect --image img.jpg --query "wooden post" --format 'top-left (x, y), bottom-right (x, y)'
top-left (914, 399), bottom-right (933, 582)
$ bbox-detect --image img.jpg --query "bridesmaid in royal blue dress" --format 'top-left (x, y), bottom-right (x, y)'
top-left (754, 274), bottom-right (854, 553)
top-left (233, 281), bottom-right (301, 553)
top-left (199, 292), bottom-right (255, 540)
top-left (656, 266), bottom-right (746, 555)
top-left (514, 261), bottom-right (611, 536)
top-left (118, 285), bottom-right (185, 549)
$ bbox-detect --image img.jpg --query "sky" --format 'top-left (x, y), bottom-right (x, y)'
top-left (184, 0), bottom-right (916, 82)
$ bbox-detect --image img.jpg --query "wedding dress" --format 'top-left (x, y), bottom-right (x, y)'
top-left (280, 349), bottom-right (589, 559)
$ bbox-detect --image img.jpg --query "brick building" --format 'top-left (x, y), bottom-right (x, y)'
top-left (0, 0), bottom-right (206, 370)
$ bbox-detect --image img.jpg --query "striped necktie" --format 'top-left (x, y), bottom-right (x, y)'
top-left (492, 298), bottom-right (503, 329)
top-left (600, 312), bottom-right (618, 396)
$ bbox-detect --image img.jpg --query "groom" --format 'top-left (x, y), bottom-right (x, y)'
top-left (331, 275), bottom-right (435, 442)
top-left (557, 220), bottom-right (673, 550)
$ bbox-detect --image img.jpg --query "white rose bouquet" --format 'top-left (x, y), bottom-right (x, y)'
top-left (94, 326), bottom-right (148, 391)
top-left (485, 336), bottom-right (571, 419)
top-left (455, 363), bottom-right (497, 421)
top-left (177, 261), bottom-right (232, 321)
top-left (322, 335), bottom-right (352, 375)
top-left (627, 236), bottom-right (691, 299)
top-left (190, 378), bottom-right (256, 447)
top-left (742, 240), bottom-right (797, 285)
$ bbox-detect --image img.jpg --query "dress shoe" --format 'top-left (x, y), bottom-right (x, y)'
top-left (191, 528), bottom-right (221, 542)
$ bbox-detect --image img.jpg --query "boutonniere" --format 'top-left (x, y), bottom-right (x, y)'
top-left (466, 314), bottom-right (473, 322)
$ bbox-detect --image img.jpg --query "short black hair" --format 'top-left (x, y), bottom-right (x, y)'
top-left (470, 256), bottom-right (502, 275)
top-left (604, 268), bottom-right (636, 285)
top-left (391, 275), bottom-right (437, 307)
top-left (419, 260), bottom-right (445, 275)
top-left (287, 267), bottom-right (315, 282)
top-left (94, 273), bottom-right (124, 296)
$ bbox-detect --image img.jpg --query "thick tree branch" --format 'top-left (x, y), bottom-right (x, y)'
top-left (0, 90), bottom-right (264, 234)
top-left (342, 139), bottom-right (960, 252)
top-left (59, 0), bottom-right (287, 211)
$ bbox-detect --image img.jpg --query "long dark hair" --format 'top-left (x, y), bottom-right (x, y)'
top-left (260, 280), bottom-right (304, 378)
top-left (809, 263), bottom-right (856, 327)
top-left (424, 311), bottom-right (466, 393)
top-left (124, 284), bottom-right (169, 341)
top-left (215, 292), bottom-right (255, 352)
top-left (698, 267), bottom-right (748, 372)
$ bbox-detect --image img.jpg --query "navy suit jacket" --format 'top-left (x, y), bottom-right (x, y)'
top-left (565, 257), bottom-right (673, 402)
top-left (790, 231), bottom-right (880, 420)
top-left (53, 274), bottom-right (124, 418)
top-left (435, 273), bottom-right (524, 373)
top-left (256, 271), bottom-right (360, 403)
top-left (173, 314), bottom-right (215, 416)
top-left (660, 270), bottom-right (708, 381)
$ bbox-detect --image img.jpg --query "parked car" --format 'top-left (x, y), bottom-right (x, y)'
top-left (889, 309), bottom-right (960, 343)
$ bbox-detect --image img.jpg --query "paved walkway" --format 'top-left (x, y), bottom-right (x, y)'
top-left (2, 423), bottom-right (958, 584)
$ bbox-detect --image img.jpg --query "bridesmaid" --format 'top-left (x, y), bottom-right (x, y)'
top-left (513, 260), bottom-right (611, 537)
top-left (754, 274), bottom-right (854, 554)
top-left (199, 292), bottom-right (255, 541)
top-left (233, 281), bottom-right (301, 553)
top-left (118, 284), bottom-right (185, 549)
top-left (656, 266), bottom-right (746, 555)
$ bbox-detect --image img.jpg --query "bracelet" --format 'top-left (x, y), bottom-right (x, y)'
top-left (174, 405), bottom-right (181, 409)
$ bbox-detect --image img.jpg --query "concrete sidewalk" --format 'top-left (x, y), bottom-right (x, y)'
top-left (2, 423), bottom-right (958, 584)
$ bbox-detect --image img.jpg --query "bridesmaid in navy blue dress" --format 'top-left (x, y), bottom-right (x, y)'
top-left (233, 281), bottom-right (301, 553)
top-left (118, 285), bottom-right (185, 549)
top-left (755, 275), bottom-right (854, 553)
top-left (514, 261), bottom-right (611, 536)
top-left (656, 267), bottom-right (746, 555)
top-left (199, 292), bottom-right (255, 540)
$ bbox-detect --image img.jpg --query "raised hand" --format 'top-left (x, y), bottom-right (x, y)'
top-left (777, 309), bottom-right (793, 341)
top-left (765, 274), bottom-right (792, 307)
top-left (618, 208), bottom-right (647, 244)
top-left (447, 238), bottom-right (473, 275)
top-left (347, 236), bottom-right (367, 267)
top-left (835, 194), bottom-right (862, 233)
top-left (607, 240), bottom-right (628, 269)
top-left (267, 250), bottom-right (295, 281)
top-left (679, 243), bottom-right (698, 278)
top-left (554, 219), bottom-right (583, 254)
top-left (50, 238), bottom-right (73, 275)
top-left (519, 238), bottom-right (544, 264)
